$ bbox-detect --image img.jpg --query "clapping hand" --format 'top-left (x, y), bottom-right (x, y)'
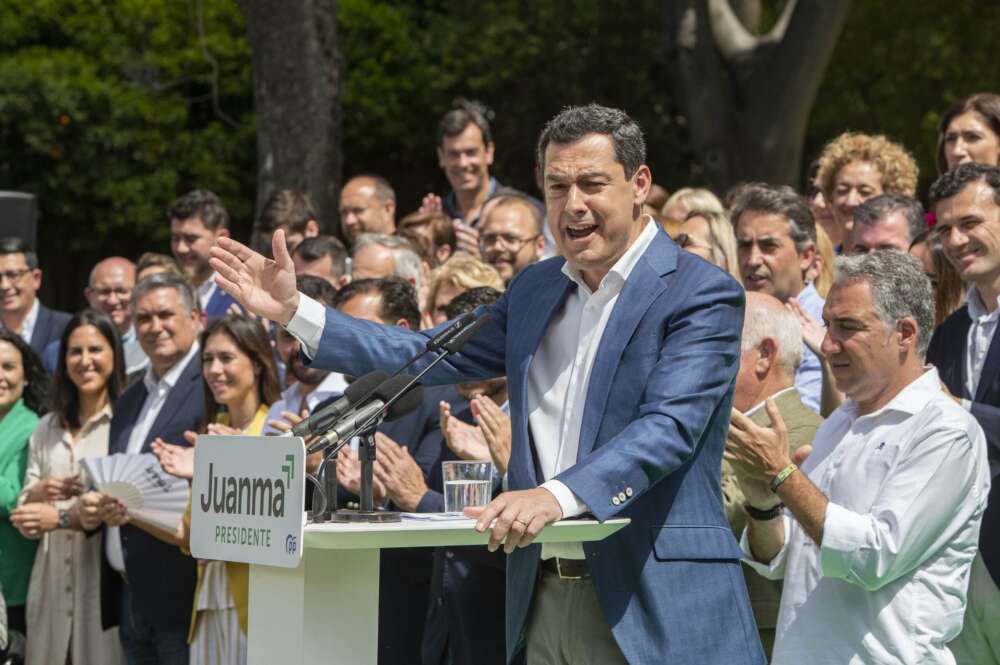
top-left (472, 396), bottom-right (511, 475)
top-left (786, 297), bottom-right (826, 357)
top-left (452, 221), bottom-right (481, 258)
top-left (336, 446), bottom-right (388, 505)
top-left (373, 433), bottom-right (428, 512)
top-left (29, 475), bottom-right (83, 503)
top-left (10, 503), bottom-right (59, 538)
top-left (152, 431), bottom-right (197, 480)
top-left (725, 400), bottom-right (792, 484)
top-left (419, 193), bottom-right (443, 215)
top-left (440, 401), bottom-right (491, 461)
top-left (209, 229), bottom-right (300, 326)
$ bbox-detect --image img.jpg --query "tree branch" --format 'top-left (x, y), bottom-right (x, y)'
top-left (707, 0), bottom-right (759, 60)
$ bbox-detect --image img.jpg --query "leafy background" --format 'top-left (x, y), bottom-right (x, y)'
top-left (1, 0), bottom-right (997, 310)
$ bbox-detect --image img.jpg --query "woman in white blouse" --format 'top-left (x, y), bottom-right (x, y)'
top-left (10, 310), bottom-right (126, 665)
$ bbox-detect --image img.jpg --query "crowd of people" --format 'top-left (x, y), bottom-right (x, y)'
top-left (0, 93), bottom-right (998, 665)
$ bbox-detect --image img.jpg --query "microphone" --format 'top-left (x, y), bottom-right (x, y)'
top-left (306, 375), bottom-right (424, 455)
top-left (442, 313), bottom-right (489, 353)
top-left (425, 311), bottom-right (476, 352)
top-left (291, 370), bottom-right (388, 438)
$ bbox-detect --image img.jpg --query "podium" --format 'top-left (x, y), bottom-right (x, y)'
top-left (247, 517), bottom-right (629, 664)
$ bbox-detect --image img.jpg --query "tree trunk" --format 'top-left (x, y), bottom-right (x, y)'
top-left (665, 0), bottom-right (850, 194)
top-left (240, 0), bottom-right (342, 235)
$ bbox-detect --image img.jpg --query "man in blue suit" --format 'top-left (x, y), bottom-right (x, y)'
top-left (926, 163), bottom-right (1000, 663)
top-left (168, 189), bottom-right (242, 319)
top-left (92, 271), bottom-right (203, 665)
top-left (210, 104), bottom-right (764, 664)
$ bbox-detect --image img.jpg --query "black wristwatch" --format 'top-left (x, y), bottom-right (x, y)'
top-left (744, 501), bottom-right (783, 521)
top-left (57, 508), bottom-right (71, 529)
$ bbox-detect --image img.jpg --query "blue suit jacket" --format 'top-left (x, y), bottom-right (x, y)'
top-left (204, 285), bottom-right (242, 320)
top-left (29, 303), bottom-right (71, 360)
top-left (927, 305), bottom-right (1000, 587)
top-left (99, 353), bottom-right (203, 631)
top-left (308, 227), bottom-right (763, 665)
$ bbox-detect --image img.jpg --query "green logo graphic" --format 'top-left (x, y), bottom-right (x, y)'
top-left (281, 454), bottom-right (295, 486)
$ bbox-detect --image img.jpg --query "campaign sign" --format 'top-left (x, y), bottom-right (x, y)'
top-left (190, 435), bottom-right (305, 568)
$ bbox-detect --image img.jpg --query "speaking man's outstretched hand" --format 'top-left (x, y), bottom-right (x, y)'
top-left (209, 229), bottom-right (300, 325)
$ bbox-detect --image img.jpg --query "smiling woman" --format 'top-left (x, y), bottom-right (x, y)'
top-left (11, 310), bottom-right (125, 665)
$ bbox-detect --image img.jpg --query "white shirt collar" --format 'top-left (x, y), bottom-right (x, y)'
top-left (840, 367), bottom-right (942, 422)
top-left (560, 216), bottom-right (658, 295)
top-left (143, 342), bottom-right (200, 393)
top-left (197, 273), bottom-right (219, 309)
top-left (965, 285), bottom-right (1000, 321)
top-left (121, 325), bottom-right (136, 343)
top-left (18, 298), bottom-right (40, 344)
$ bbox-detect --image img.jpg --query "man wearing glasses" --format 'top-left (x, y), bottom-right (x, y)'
top-left (0, 236), bottom-right (70, 358)
top-left (479, 196), bottom-right (547, 284)
top-left (42, 256), bottom-right (148, 378)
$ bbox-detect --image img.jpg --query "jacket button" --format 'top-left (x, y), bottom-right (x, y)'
top-left (612, 496), bottom-right (621, 506)
top-left (617, 492), bottom-right (626, 502)
top-left (445, 550), bottom-right (454, 559)
top-left (625, 487), bottom-right (633, 497)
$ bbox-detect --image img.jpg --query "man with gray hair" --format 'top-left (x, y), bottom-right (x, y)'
top-left (732, 183), bottom-right (824, 412)
top-left (350, 232), bottom-right (423, 291)
top-left (87, 271), bottom-right (204, 664)
top-left (726, 250), bottom-right (990, 664)
top-left (846, 193), bottom-right (926, 254)
top-left (724, 291), bottom-right (823, 658)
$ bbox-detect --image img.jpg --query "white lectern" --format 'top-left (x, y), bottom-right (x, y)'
top-left (248, 517), bottom-right (629, 665)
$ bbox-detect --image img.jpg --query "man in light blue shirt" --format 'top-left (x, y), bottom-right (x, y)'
top-left (732, 183), bottom-right (824, 412)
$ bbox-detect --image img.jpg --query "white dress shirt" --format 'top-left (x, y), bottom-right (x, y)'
top-left (105, 342), bottom-right (200, 572)
top-left (963, 286), bottom-right (1000, 402)
top-left (529, 219), bottom-right (658, 558)
top-left (286, 218), bottom-right (660, 558)
top-left (263, 371), bottom-right (349, 435)
top-left (18, 298), bottom-right (40, 345)
top-left (741, 368), bottom-right (990, 664)
top-left (197, 273), bottom-right (219, 311)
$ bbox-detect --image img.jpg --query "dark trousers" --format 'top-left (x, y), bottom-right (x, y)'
top-left (118, 585), bottom-right (189, 665)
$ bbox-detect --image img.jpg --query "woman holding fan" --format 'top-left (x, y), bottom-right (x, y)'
top-left (11, 310), bottom-right (125, 665)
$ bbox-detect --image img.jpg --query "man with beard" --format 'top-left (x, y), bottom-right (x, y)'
top-left (263, 275), bottom-right (347, 438)
top-left (168, 189), bottom-right (242, 318)
top-left (479, 197), bottom-right (546, 284)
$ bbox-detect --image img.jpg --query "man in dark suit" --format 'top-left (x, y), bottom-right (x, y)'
top-left (0, 236), bottom-right (71, 358)
top-left (210, 105), bottom-right (764, 664)
top-left (91, 272), bottom-right (203, 665)
top-left (168, 189), bottom-right (241, 319)
top-left (327, 277), bottom-right (465, 665)
top-left (927, 163), bottom-right (1000, 664)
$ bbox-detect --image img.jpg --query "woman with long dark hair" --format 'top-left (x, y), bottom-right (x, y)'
top-left (150, 314), bottom-right (280, 665)
top-left (11, 309), bottom-right (125, 665)
top-left (0, 328), bottom-right (48, 656)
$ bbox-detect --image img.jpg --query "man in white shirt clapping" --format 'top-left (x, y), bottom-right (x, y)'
top-left (726, 249), bottom-right (991, 665)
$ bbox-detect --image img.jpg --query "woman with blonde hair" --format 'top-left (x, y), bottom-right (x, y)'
top-left (661, 187), bottom-right (724, 223)
top-left (674, 209), bottom-right (740, 281)
top-left (425, 254), bottom-right (504, 326)
top-left (815, 132), bottom-right (919, 247)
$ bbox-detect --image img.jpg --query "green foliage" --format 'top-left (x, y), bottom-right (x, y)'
top-left (0, 0), bottom-right (254, 308)
top-left (4, 0), bottom-right (1000, 311)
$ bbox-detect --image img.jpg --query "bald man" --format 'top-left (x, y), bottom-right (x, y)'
top-left (338, 175), bottom-right (397, 246)
top-left (724, 291), bottom-right (823, 658)
top-left (43, 256), bottom-right (148, 377)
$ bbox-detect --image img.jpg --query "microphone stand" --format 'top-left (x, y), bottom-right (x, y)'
top-left (319, 314), bottom-right (489, 524)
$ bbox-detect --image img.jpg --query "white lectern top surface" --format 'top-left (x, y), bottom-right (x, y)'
top-left (302, 517), bottom-right (630, 550)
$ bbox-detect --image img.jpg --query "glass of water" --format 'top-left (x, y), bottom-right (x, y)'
top-left (442, 460), bottom-right (493, 514)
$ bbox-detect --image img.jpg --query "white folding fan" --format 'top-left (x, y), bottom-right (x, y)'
top-left (80, 453), bottom-right (190, 532)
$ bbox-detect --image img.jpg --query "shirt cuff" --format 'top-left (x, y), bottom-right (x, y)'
top-left (285, 293), bottom-right (326, 359)
top-left (739, 514), bottom-right (790, 580)
top-left (539, 480), bottom-right (588, 519)
top-left (961, 398), bottom-right (972, 411)
top-left (819, 501), bottom-right (870, 580)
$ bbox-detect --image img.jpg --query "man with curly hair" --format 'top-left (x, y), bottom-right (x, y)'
top-left (815, 132), bottom-right (919, 248)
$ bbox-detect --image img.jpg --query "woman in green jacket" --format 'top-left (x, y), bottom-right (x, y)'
top-left (0, 329), bottom-right (47, 643)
